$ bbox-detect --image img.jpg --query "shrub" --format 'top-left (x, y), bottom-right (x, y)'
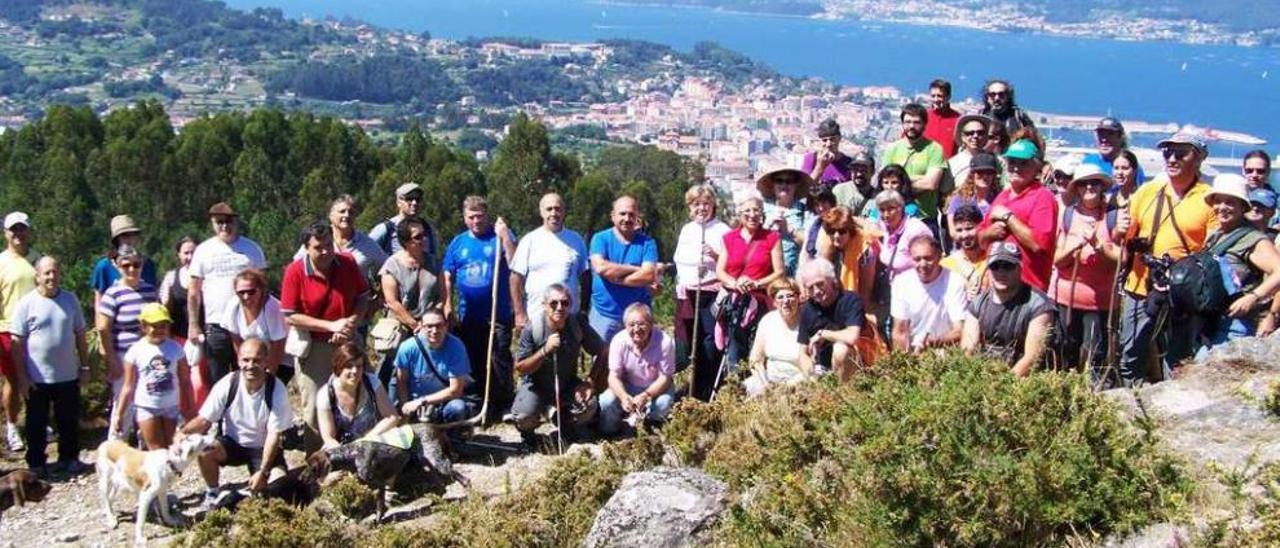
top-left (322, 475), bottom-right (379, 520)
top-left (689, 351), bottom-right (1192, 547)
top-left (176, 499), bottom-right (354, 547)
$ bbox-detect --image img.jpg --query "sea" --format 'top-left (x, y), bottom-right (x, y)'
top-left (228, 0), bottom-right (1280, 153)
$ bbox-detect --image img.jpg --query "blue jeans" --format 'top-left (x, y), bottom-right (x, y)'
top-left (588, 307), bottom-right (623, 346)
top-left (1118, 292), bottom-right (1204, 386)
top-left (598, 384), bottom-right (675, 434)
top-left (1195, 316), bottom-right (1254, 361)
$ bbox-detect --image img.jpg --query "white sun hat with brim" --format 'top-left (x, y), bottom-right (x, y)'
top-left (1205, 173), bottom-right (1251, 206)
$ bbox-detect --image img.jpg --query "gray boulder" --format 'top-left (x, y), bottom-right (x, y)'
top-left (584, 467), bottom-right (727, 548)
top-left (1104, 335), bottom-right (1280, 471)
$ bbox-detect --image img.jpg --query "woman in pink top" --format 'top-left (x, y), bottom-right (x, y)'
top-left (714, 195), bottom-right (784, 377)
top-left (1051, 165), bottom-right (1122, 387)
top-left (874, 190), bottom-right (934, 280)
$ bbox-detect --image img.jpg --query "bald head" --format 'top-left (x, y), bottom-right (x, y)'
top-left (33, 255), bottom-right (60, 296)
top-left (540, 193), bottom-right (566, 231)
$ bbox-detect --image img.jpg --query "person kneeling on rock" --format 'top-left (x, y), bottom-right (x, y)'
top-left (599, 303), bottom-right (676, 435)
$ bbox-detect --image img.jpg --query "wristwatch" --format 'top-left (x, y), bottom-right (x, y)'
top-left (998, 212), bottom-right (1013, 223)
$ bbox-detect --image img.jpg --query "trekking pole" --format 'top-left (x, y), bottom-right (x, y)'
top-left (435, 224), bottom-right (505, 430)
top-left (687, 223), bottom-right (706, 399)
top-left (551, 352), bottom-right (564, 455)
top-left (1101, 247), bottom-right (1128, 390)
top-left (1064, 249), bottom-right (1082, 371)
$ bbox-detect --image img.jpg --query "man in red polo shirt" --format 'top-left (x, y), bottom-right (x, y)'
top-left (924, 79), bottom-right (960, 159)
top-left (977, 140), bottom-right (1058, 292)
top-left (281, 221), bottom-right (370, 450)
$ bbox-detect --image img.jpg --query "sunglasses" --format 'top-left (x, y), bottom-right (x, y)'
top-left (962, 130), bottom-right (986, 137)
top-left (547, 299), bottom-right (571, 309)
top-left (236, 288), bottom-right (259, 297)
top-left (986, 91), bottom-right (1009, 98)
top-left (1007, 158), bottom-right (1034, 170)
top-left (408, 233), bottom-right (426, 241)
top-left (825, 227), bottom-right (852, 236)
top-left (989, 262), bottom-right (1018, 272)
top-left (772, 177), bottom-right (797, 186)
top-left (1080, 181), bottom-right (1104, 189)
top-left (1245, 168), bottom-right (1269, 175)
top-left (400, 194), bottom-right (423, 202)
top-left (1161, 147), bottom-right (1195, 160)
top-left (118, 262), bottom-right (141, 270)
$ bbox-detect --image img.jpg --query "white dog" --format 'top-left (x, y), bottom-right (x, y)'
top-left (97, 434), bottom-right (215, 545)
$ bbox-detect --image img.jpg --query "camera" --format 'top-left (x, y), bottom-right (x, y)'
top-left (1126, 237), bottom-right (1152, 255)
top-left (1141, 253), bottom-right (1173, 291)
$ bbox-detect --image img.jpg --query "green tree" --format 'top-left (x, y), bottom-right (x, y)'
top-left (486, 113), bottom-right (580, 233)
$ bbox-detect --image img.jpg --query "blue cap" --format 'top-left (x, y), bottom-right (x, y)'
top-left (1250, 187), bottom-right (1278, 210)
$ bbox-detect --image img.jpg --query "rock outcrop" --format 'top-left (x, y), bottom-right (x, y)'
top-left (584, 467), bottom-right (726, 548)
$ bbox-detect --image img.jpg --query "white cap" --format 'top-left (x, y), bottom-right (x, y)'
top-left (3, 212), bottom-right (30, 230)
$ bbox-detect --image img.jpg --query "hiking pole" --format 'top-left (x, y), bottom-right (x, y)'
top-left (1064, 249), bottom-right (1082, 372)
top-left (435, 223), bottom-right (505, 430)
top-left (551, 352), bottom-right (564, 455)
top-left (687, 223), bottom-right (706, 399)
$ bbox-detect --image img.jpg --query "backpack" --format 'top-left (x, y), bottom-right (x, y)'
top-left (1167, 227), bottom-right (1255, 315)
top-left (326, 374), bottom-right (382, 444)
top-left (220, 372), bottom-right (277, 435)
top-left (1062, 204), bottom-right (1119, 236)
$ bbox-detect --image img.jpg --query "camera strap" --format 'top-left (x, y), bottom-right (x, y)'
top-left (1160, 186), bottom-right (1192, 254)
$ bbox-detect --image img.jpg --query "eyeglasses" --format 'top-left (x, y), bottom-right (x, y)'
top-left (118, 262), bottom-right (141, 270)
top-left (1245, 168), bottom-right (1269, 175)
top-left (236, 288), bottom-right (259, 297)
top-left (1161, 147), bottom-right (1195, 160)
top-left (774, 291), bottom-right (797, 301)
top-left (547, 299), bottom-right (571, 309)
top-left (989, 262), bottom-right (1018, 272)
top-left (962, 130), bottom-right (986, 137)
top-left (422, 322), bottom-right (446, 330)
top-left (986, 90), bottom-right (1009, 98)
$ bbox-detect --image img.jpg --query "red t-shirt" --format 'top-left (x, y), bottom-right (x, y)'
top-left (281, 254), bottom-right (369, 342)
top-left (722, 228), bottom-right (780, 281)
top-left (925, 107), bottom-right (960, 159)
top-left (979, 182), bottom-right (1059, 292)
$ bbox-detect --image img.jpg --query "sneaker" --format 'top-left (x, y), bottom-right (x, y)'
top-left (5, 424), bottom-right (24, 452)
top-left (200, 489), bottom-right (223, 512)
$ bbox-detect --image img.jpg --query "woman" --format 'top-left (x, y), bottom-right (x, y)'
top-left (758, 164), bottom-right (811, 276)
top-left (111, 303), bottom-right (192, 449)
top-left (91, 215), bottom-right (158, 308)
top-left (95, 244), bottom-right (158, 441)
top-left (1195, 174), bottom-right (1280, 355)
top-left (672, 185), bottom-right (729, 398)
top-left (295, 195), bottom-right (389, 284)
top-left (223, 269), bottom-right (290, 382)
top-left (1110, 149), bottom-right (1142, 206)
top-left (875, 190), bottom-right (935, 281)
top-left (948, 114), bottom-right (993, 184)
top-left (715, 195), bottom-right (784, 377)
top-left (317, 342), bottom-right (399, 449)
top-left (860, 165), bottom-right (920, 220)
top-left (377, 216), bottom-right (444, 387)
top-left (158, 235), bottom-right (200, 412)
top-left (1051, 165), bottom-right (1121, 386)
top-left (946, 152), bottom-right (1002, 238)
top-left (743, 278), bottom-right (805, 397)
top-left (984, 121), bottom-right (1010, 156)
top-left (813, 207), bottom-right (875, 305)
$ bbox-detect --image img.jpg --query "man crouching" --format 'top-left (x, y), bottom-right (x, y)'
top-left (179, 337), bottom-right (292, 510)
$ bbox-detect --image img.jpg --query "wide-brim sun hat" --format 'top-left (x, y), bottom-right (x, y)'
top-left (956, 113), bottom-right (993, 131)
top-left (1205, 173), bottom-right (1251, 206)
top-left (1066, 163), bottom-right (1114, 195)
top-left (755, 162), bottom-right (813, 200)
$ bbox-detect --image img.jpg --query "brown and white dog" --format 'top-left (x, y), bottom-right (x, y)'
top-left (0, 469), bottom-right (52, 523)
top-left (96, 434), bottom-right (216, 545)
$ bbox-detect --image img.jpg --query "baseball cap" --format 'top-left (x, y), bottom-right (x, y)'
top-left (1096, 117), bottom-right (1125, 133)
top-left (395, 183), bottom-right (422, 198)
top-left (208, 202), bottom-right (237, 217)
top-left (1003, 139), bottom-right (1039, 161)
top-left (138, 302), bottom-right (173, 325)
top-left (1156, 132), bottom-right (1208, 156)
top-left (987, 241), bottom-right (1022, 267)
top-left (850, 151), bottom-right (874, 168)
top-left (1249, 187), bottom-right (1278, 210)
top-left (3, 212), bottom-right (30, 230)
top-left (969, 152), bottom-right (999, 173)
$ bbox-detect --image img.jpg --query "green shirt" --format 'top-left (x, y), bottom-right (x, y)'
top-left (881, 138), bottom-right (946, 218)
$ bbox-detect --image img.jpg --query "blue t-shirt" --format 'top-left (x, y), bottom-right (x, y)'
top-left (442, 229), bottom-right (514, 325)
top-left (394, 334), bottom-right (471, 400)
top-left (589, 228), bottom-right (659, 321)
top-left (90, 256), bottom-right (158, 296)
top-left (1080, 152), bottom-right (1146, 189)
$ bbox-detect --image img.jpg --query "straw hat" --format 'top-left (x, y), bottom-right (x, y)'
top-left (110, 214), bottom-right (142, 240)
top-left (754, 161), bottom-right (812, 200)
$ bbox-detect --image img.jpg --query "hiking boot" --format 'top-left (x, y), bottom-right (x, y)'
top-left (5, 424), bottom-right (24, 452)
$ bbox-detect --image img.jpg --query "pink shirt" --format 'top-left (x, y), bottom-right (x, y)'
top-left (1051, 206), bottom-right (1117, 311)
top-left (979, 181), bottom-right (1059, 292)
top-left (878, 217), bottom-right (933, 278)
top-left (722, 228), bottom-right (781, 281)
top-left (608, 329), bottom-right (675, 388)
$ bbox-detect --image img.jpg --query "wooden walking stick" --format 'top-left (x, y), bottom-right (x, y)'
top-left (687, 223), bottom-right (706, 398)
top-left (435, 221), bottom-right (505, 429)
top-left (551, 352), bottom-right (565, 455)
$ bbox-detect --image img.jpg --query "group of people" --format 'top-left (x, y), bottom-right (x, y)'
top-left (0, 77), bottom-right (1277, 509)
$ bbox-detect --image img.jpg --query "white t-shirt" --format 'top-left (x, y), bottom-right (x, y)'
top-left (755, 310), bottom-right (803, 380)
top-left (188, 235), bottom-right (268, 325)
top-left (672, 219), bottom-right (730, 290)
top-left (198, 372), bottom-right (293, 448)
top-left (123, 338), bottom-right (185, 411)
top-left (890, 268), bottom-right (967, 349)
top-left (222, 296), bottom-right (287, 343)
top-left (510, 226), bottom-right (589, 317)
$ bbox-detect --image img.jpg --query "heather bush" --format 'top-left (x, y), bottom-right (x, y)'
top-left (322, 475), bottom-right (378, 520)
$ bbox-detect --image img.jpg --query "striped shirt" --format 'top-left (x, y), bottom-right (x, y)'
top-left (97, 281), bottom-right (158, 357)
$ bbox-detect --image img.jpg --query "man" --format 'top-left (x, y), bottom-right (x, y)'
top-left (1079, 117), bottom-right (1146, 184)
top-left (511, 193), bottom-right (590, 330)
top-left (940, 204), bottom-right (989, 297)
top-left (891, 235), bottom-right (966, 351)
top-left (589, 196), bottom-right (659, 342)
top-left (831, 151), bottom-right (876, 214)
top-left (281, 222), bottom-right (370, 446)
top-left (188, 202), bottom-right (268, 383)
top-left (961, 243), bottom-right (1055, 376)
top-left (599, 303), bottom-right (675, 435)
top-left (923, 79), bottom-right (960, 158)
top-left (1243, 150), bottom-right (1272, 192)
top-left (0, 212), bottom-right (39, 452)
top-left (802, 118), bottom-right (854, 189)
top-left (369, 182), bottom-right (438, 266)
top-left (394, 308), bottom-right (476, 424)
top-left (442, 196), bottom-right (518, 408)
top-left (881, 103), bottom-right (947, 232)
top-left (978, 140), bottom-right (1058, 292)
top-left (796, 258), bottom-right (866, 381)
top-left (183, 337), bottom-right (292, 509)
top-left (948, 114), bottom-right (996, 184)
top-left (511, 284), bottom-right (606, 445)
top-left (11, 257), bottom-right (90, 475)
top-left (979, 79), bottom-right (1036, 135)
top-left (1116, 133), bottom-right (1218, 385)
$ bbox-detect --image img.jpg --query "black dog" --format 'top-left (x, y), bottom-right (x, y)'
top-left (0, 469), bottom-right (52, 523)
top-left (213, 465), bottom-right (322, 512)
